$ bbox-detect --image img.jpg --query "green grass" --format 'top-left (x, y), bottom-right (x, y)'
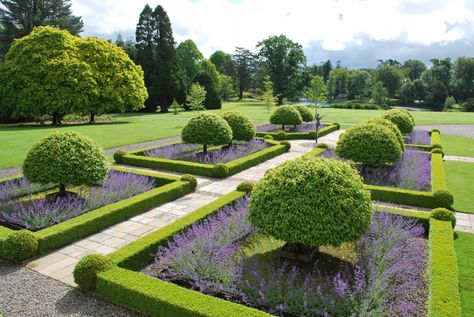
top-left (442, 135), bottom-right (474, 157)
top-left (444, 161), bottom-right (474, 213)
top-left (454, 231), bottom-right (474, 317)
top-left (1, 99), bottom-right (474, 169)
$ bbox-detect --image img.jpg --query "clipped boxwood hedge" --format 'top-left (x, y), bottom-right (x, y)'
top-left (87, 189), bottom-right (461, 317)
top-left (255, 122), bottom-right (340, 140)
top-left (115, 139), bottom-right (289, 178)
top-left (0, 167), bottom-right (194, 260)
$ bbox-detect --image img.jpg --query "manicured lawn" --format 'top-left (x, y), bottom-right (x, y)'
top-left (454, 231), bottom-right (474, 317)
top-left (442, 135), bottom-right (474, 157)
top-left (444, 161), bottom-right (474, 213)
top-left (2, 99), bottom-right (474, 169)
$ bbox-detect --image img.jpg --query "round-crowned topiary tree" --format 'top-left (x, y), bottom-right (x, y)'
top-left (222, 111), bottom-right (255, 143)
top-left (292, 104), bottom-right (314, 122)
top-left (270, 105), bottom-right (302, 130)
top-left (336, 122), bottom-right (402, 166)
top-left (23, 131), bottom-right (108, 196)
top-left (73, 254), bottom-right (115, 290)
top-left (397, 109), bottom-right (415, 126)
top-left (181, 114), bottom-right (233, 153)
top-left (365, 117), bottom-right (404, 151)
top-left (380, 109), bottom-right (415, 134)
top-left (249, 157), bottom-right (373, 248)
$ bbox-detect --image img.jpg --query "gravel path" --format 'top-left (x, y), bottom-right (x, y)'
top-left (0, 257), bottom-right (142, 317)
top-left (415, 124), bottom-right (474, 138)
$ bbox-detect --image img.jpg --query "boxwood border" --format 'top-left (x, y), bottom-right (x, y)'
top-left (114, 138), bottom-right (289, 178)
top-left (0, 166), bottom-right (195, 260)
top-left (91, 189), bottom-right (461, 317)
top-left (255, 122), bottom-right (340, 140)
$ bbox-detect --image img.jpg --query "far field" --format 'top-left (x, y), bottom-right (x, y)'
top-left (1, 99), bottom-right (474, 170)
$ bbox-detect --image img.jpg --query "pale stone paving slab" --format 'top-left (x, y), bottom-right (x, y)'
top-left (444, 155), bottom-right (474, 163)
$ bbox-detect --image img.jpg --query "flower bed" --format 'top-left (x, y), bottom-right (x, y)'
top-left (114, 139), bottom-right (289, 178)
top-left (91, 190), bottom-right (461, 317)
top-left (255, 123), bottom-right (340, 140)
top-left (405, 130), bottom-right (431, 146)
top-left (0, 171), bottom-right (156, 231)
top-left (0, 167), bottom-right (195, 261)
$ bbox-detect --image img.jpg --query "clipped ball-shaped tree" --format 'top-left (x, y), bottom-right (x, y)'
top-left (336, 123), bottom-right (402, 166)
top-left (73, 254), bottom-right (115, 290)
top-left (222, 111), bottom-right (255, 142)
top-left (270, 105), bottom-right (302, 130)
top-left (2, 230), bottom-right (39, 262)
top-left (23, 131), bottom-right (108, 196)
top-left (249, 157), bottom-right (373, 248)
top-left (431, 208), bottom-right (456, 228)
top-left (365, 117), bottom-right (404, 151)
top-left (181, 114), bottom-right (233, 153)
top-left (292, 104), bottom-right (314, 122)
top-left (397, 109), bottom-right (416, 126)
top-left (380, 109), bottom-right (415, 134)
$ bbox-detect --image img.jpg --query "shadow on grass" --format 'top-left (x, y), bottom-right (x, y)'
top-left (0, 121), bottom-right (131, 132)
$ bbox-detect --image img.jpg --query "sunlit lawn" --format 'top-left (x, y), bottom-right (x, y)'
top-left (454, 232), bottom-right (474, 317)
top-left (442, 135), bottom-right (474, 157)
top-left (444, 161), bottom-right (474, 213)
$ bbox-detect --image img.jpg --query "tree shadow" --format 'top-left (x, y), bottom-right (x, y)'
top-left (0, 121), bottom-right (131, 132)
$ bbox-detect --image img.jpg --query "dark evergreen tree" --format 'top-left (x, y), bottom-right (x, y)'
top-left (194, 72), bottom-right (222, 109)
top-left (425, 80), bottom-right (448, 110)
top-left (0, 0), bottom-right (83, 56)
top-left (210, 50), bottom-right (236, 77)
top-left (232, 47), bottom-right (255, 100)
top-left (321, 60), bottom-right (332, 82)
top-left (430, 58), bottom-right (452, 91)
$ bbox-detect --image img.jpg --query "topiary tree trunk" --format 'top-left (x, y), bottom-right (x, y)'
top-left (203, 144), bottom-right (208, 153)
top-left (59, 183), bottom-right (66, 196)
top-left (89, 113), bottom-right (96, 124)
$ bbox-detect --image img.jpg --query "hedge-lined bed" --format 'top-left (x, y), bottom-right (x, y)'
top-left (406, 130), bottom-right (443, 151)
top-left (114, 138), bottom-right (290, 178)
top-left (0, 166), bottom-right (195, 261)
top-left (89, 189), bottom-right (461, 317)
top-left (255, 122), bottom-right (340, 140)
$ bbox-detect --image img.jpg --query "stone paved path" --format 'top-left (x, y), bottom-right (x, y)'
top-left (444, 155), bottom-right (474, 163)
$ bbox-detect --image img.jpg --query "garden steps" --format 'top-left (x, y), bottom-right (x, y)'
top-left (24, 136), bottom-right (332, 287)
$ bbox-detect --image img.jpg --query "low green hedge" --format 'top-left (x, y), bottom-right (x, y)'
top-left (90, 189), bottom-right (460, 317)
top-left (255, 123), bottom-right (339, 140)
top-left (329, 102), bottom-right (382, 110)
top-left (0, 167), bottom-right (194, 260)
top-left (115, 139), bottom-right (288, 178)
top-left (428, 219), bottom-right (461, 317)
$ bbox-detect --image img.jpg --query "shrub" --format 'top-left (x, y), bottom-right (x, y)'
top-left (249, 157), bottom-right (373, 247)
top-left (275, 130), bottom-right (287, 140)
top-left (270, 105), bottom-right (302, 130)
top-left (263, 135), bottom-right (273, 140)
top-left (114, 150), bottom-right (127, 163)
top-left (74, 254), bottom-right (115, 290)
top-left (380, 109), bottom-right (415, 134)
top-left (280, 140), bottom-right (291, 151)
top-left (396, 109), bottom-right (416, 126)
top-left (431, 143), bottom-right (442, 149)
top-left (431, 208), bottom-right (456, 228)
top-left (431, 148), bottom-right (445, 157)
top-left (2, 230), bottom-right (38, 262)
top-left (236, 182), bottom-right (254, 193)
top-left (316, 143), bottom-right (329, 149)
top-left (180, 174), bottom-right (197, 190)
top-left (222, 111), bottom-right (255, 142)
top-left (336, 123), bottom-right (402, 165)
top-left (181, 114), bottom-right (233, 152)
top-left (463, 98), bottom-right (474, 112)
top-left (365, 117), bottom-right (404, 151)
top-left (23, 131), bottom-right (108, 196)
top-left (292, 104), bottom-right (314, 122)
top-left (213, 163), bottom-right (229, 178)
top-left (433, 190), bottom-right (454, 208)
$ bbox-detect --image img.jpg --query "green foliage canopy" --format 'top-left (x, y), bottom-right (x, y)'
top-left (222, 111), bottom-right (255, 142)
top-left (270, 105), bottom-right (302, 130)
top-left (181, 114), bottom-right (232, 152)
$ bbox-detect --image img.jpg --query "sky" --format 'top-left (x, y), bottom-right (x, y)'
top-left (71, 0), bottom-right (474, 68)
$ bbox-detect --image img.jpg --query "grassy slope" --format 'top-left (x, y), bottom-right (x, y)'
top-left (2, 99), bottom-right (474, 169)
top-left (454, 232), bottom-right (474, 317)
top-left (442, 135), bottom-right (474, 157)
top-left (444, 161), bottom-right (474, 213)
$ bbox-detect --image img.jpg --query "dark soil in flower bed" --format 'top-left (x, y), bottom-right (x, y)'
top-left (0, 171), bottom-right (157, 231)
top-left (256, 122), bottom-right (326, 133)
top-left (318, 148), bottom-right (431, 191)
top-left (143, 139), bottom-right (270, 164)
top-left (142, 196), bottom-right (428, 317)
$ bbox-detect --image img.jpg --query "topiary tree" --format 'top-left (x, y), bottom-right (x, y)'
top-left (336, 123), bottom-right (402, 166)
top-left (181, 114), bottom-right (232, 153)
top-left (23, 131), bottom-right (108, 196)
top-left (270, 105), bottom-right (302, 130)
top-left (222, 111), bottom-right (255, 143)
top-left (292, 104), bottom-right (314, 122)
top-left (2, 230), bottom-right (39, 262)
top-left (380, 109), bottom-right (415, 134)
top-left (249, 157), bottom-right (373, 248)
top-left (365, 117), bottom-right (404, 151)
top-left (396, 108), bottom-right (416, 126)
top-left (73, 254), bottom-right (115, 290)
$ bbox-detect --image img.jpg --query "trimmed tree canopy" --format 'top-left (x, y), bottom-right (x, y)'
top-left (23, 131), bottom-right (108, 194)
top-left (293, 104), bottom-right (314, 122)
top-left (336, 122), bottom-right (403, 165)
top-left (181, 113), bottom-right (232, 152)
top-left (222, 111), bottom-right (255, 142)
top-left (380, 109), bottom-right (415, 134)
top-left (270, 105), bottom-right (302, 130)
top-left (365, 117), bottom-right (405, 151)
top-left (249, 157), bottom-right (373, 247)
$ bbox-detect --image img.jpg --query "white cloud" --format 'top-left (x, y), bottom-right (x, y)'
top-left (71, 0), bottom-right (474, 62)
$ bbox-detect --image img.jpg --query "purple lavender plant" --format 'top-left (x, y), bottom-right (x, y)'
top-left (405, 130), bottom-right (431, 145)
top-left (143, 143), bottom-right (201, 160)
top-left (0, 177), bottom-right (54, 202)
